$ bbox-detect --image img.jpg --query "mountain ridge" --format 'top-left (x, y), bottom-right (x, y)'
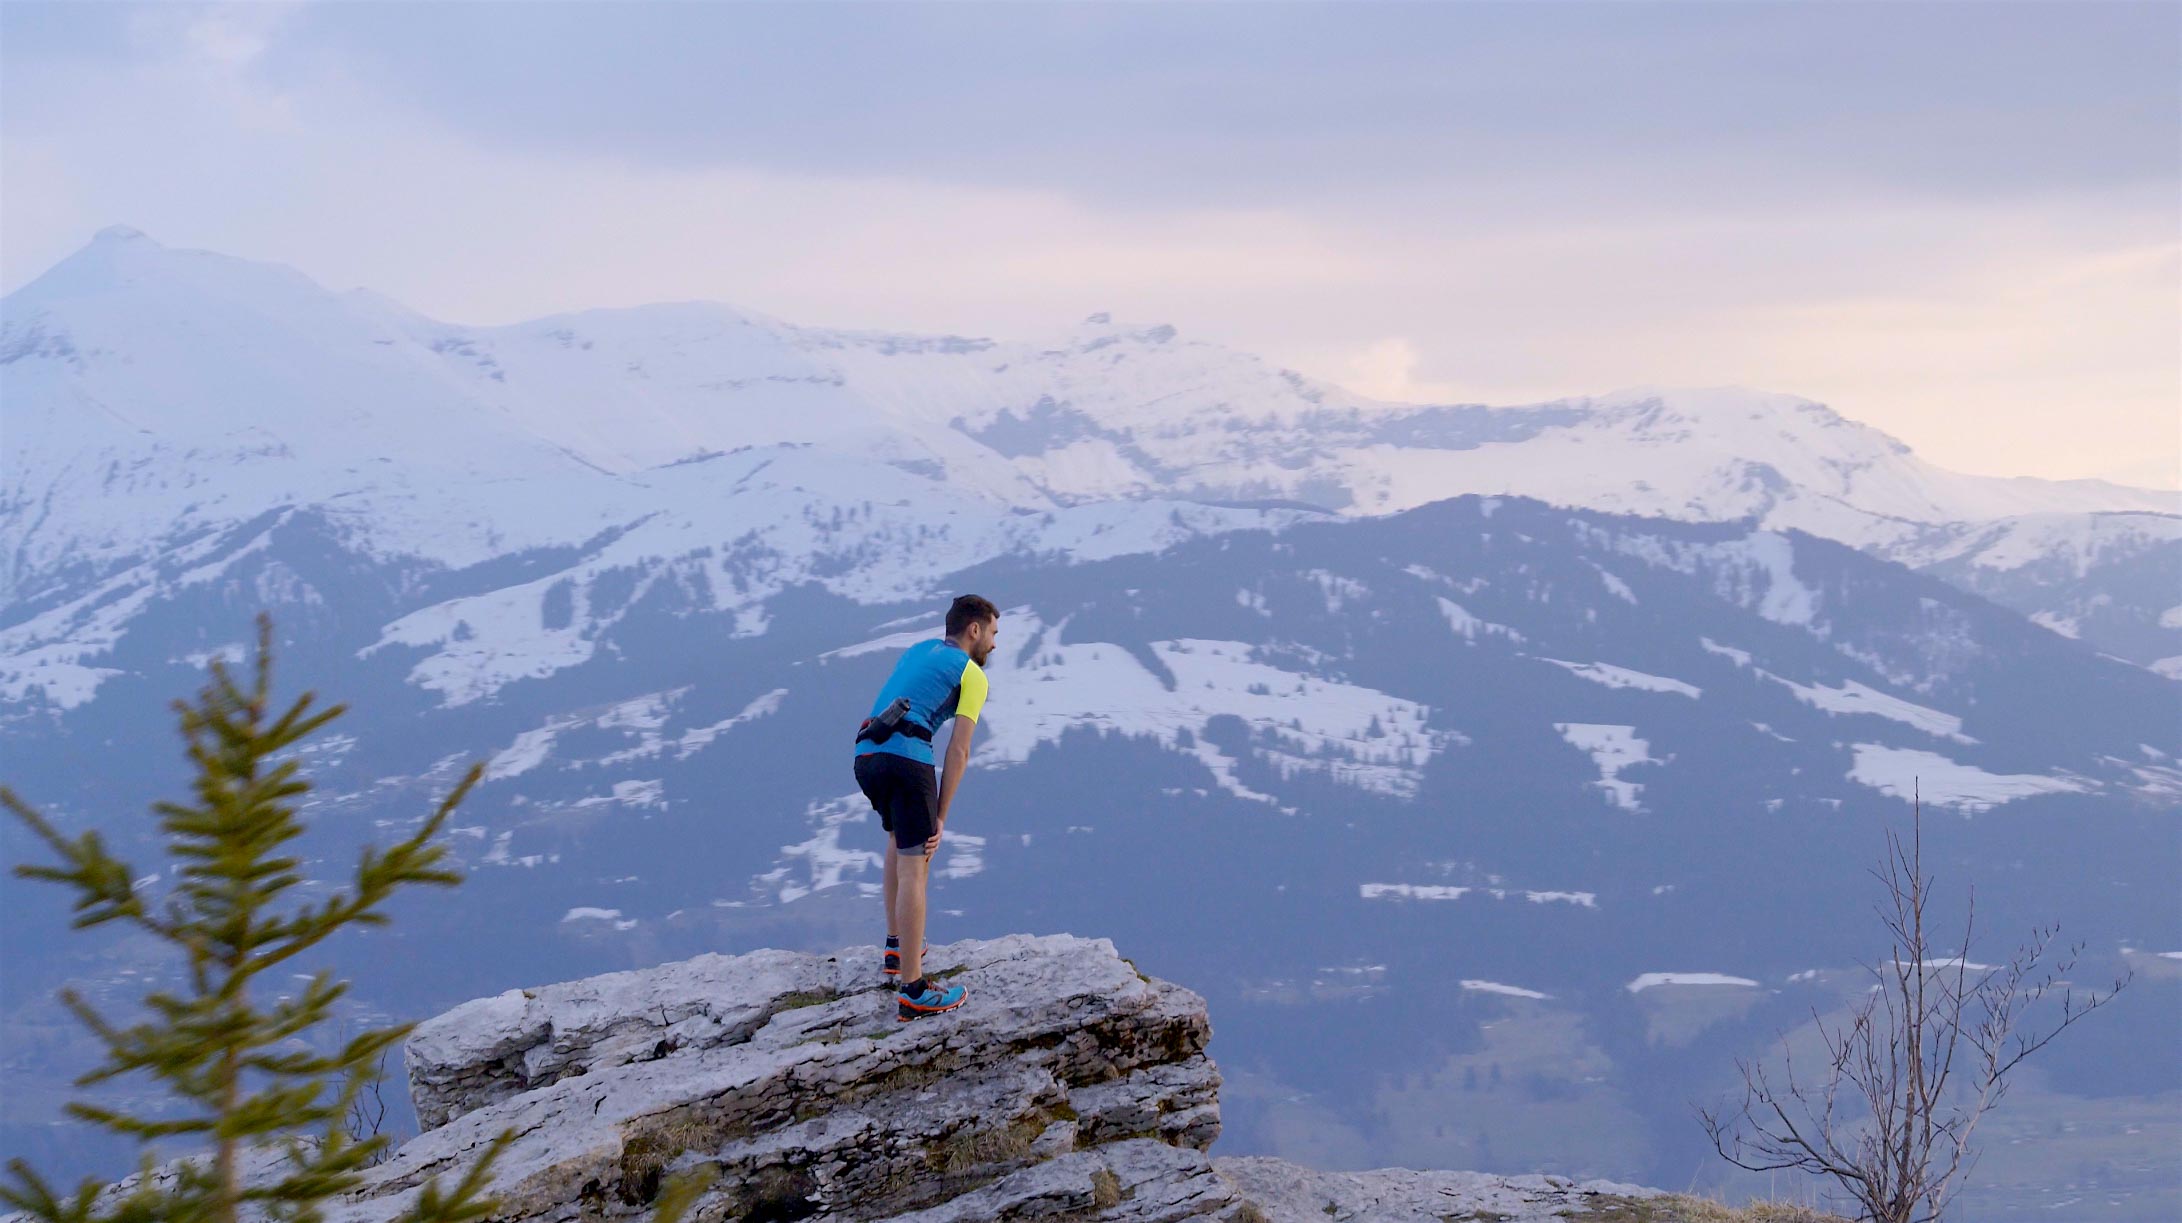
top-left (9, 228), bottom-right (2166, 513)
top-left (7, 227), bottom-right (2175, 679)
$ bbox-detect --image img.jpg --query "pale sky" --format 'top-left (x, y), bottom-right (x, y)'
top-left (4, 1), bottom-right (2177, 486)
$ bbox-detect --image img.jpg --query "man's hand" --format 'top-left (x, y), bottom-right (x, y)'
top-left (925, 818), bottom-right (944, 856)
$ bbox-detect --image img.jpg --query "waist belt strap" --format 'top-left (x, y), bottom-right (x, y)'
top-left (855, 718), bottom-right (936, 745)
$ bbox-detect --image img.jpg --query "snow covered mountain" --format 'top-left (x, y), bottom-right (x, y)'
top-left (5, 227), bottom-right (2175, 698)
top-left (4, 230), bottom-right (2177, 1217)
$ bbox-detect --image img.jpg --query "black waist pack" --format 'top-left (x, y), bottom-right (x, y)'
top-left (855, 696), bottom-right (934, 745)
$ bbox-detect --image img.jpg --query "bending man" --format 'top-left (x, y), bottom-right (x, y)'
top-left (852, 594), bottom-right (998, 1022)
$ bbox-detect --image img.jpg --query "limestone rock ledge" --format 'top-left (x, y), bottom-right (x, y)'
top-left (340, 935), bottom-right (1225, 1222)
top-left (310, 935), bottom-right (1695, 1221)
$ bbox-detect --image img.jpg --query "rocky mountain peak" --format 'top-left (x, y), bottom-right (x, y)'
top-left (91, 224), bottom-right (155, 245)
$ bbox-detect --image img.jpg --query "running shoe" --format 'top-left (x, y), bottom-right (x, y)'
top-left (896, 979), bottom-right (967, 1022)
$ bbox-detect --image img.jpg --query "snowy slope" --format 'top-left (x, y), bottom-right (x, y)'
top-left (0, 440), bottom-right (1311, 710)
top-left (1877, 511), bottom-right (2182, 669)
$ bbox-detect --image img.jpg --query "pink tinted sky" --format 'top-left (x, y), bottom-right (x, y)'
top-left (4, 2), bottom-right (2176, 487)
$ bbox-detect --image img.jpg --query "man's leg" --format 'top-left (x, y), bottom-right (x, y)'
top-left (883, 846), bottom-right (899, 942)
top-left (894, 847), bottom-right (931, 986)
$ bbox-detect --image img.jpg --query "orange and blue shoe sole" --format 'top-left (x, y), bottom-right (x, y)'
top-left (897, 984), bottom-right (967, 1022)
top-left (884, 948), bottom-right (901, 976)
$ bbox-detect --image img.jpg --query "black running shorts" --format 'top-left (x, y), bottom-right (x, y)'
top-left (854, 752), bottom-right (939, 856)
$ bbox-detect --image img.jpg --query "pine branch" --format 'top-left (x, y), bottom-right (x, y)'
top-left (3, 788), bottom-right (167, 936)
top-left (397, 1130), bottom-right (513, 1223)
top-left (4, 614), bottom-right (495, 1222)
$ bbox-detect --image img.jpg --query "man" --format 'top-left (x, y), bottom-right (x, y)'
top-left (853, 594), bottom-right (998, 1022)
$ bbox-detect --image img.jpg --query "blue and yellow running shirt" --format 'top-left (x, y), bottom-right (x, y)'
top-left (856, 639), bottom-right (988, 765)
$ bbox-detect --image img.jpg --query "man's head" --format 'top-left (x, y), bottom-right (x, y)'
top-left (945, 594), bottom-right (1000, 666)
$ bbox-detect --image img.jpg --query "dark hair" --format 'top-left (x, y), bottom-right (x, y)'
top-left (946, 594), bottom-right (999, 638)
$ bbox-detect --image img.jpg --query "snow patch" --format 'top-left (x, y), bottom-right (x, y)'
top-left (1626, 972), bottom-right (1759, 993)
top-left (1302, 569), bottom-right (1370, 614)
top-left (488, 715), bottom-right (580, 779)
top-left (671, 688), bottom-right (788, 757)
top-left (1540, 658), bottom-right (1700, 698)
top-left (936, 832), bottom-right (986, 880)
top-left (822, 628), bottom-right (934, 660)
top-left (1523, 890), bottom-right (1598, 908)
top-left (571, 779), bottom-right (664, 811)
top-left (1700, 637), bottom-right (1752, 668)
top-left (561, 907), bottom-right (636, 931)
top-left (772, 793), bottom-right (884, 904)
top-left (592, 689), bottom-right (690, 764)
top-left (1892, 957), bottom-right (1994, 973)
top-left (1553, 722), bottom-right (1653, 811)
top-left (1436, 597), bottom-right (1524, 644)
top-left (489, 686), bottom-right (783, 778)
top-left (1847, 744), bottom-right (2087, 811)
top-left (1360, 883), bottom-right (1469, 901)
top-left (1588, 563), bottom-right (1637, 604)
top-left (1768, 675), bottom-right (1973, 744)
top-left (1362, 883), bottom-right (1593, 907)
top-left (1460, 979), bottom-right (1552, 1000)
top-left (2029, 611), bottom-right (2080, 639)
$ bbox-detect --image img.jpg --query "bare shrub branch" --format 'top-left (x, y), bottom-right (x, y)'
top-left (1698, 785), bottom-right (2130, 1223)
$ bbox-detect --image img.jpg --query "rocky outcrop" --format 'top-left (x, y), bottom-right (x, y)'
top-left (1213, 1159), bottom-right (1668, 1222)
top-left (325, 935), bottom-right (1692, 1222)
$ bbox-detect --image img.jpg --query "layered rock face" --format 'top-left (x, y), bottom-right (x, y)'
top-left (330, 935), bottom-right (1678, 1222)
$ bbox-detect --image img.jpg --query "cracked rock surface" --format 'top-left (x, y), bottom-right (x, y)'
top-left (336, 935), bottom-right (1252, 1222)
top-left (304, 934), bottom-right (1692, 1222)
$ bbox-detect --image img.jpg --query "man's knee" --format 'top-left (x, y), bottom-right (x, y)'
top-left (895, 845), bottom-right (931, 873)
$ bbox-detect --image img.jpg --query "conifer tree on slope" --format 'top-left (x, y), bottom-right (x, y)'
top-left (0, 614), bottom-right (507, 1223)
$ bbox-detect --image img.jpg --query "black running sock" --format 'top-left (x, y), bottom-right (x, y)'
top-left (900, 977), bottom-right (928, 996)
top-left (885, 935), bottom-right (900, 948)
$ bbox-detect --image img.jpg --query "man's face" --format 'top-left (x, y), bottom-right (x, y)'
top-left (966, 616), bottom-right (998, 666)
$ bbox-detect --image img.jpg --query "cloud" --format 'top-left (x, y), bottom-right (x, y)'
top-left (233, 2), bottom-right (2180, 212)
top-left (159, 2), bottom-right (292, 69)
top-left (1342, 338), bottom-right (1461, 406)
top-left (2, 3), bottom-right (2174, 487)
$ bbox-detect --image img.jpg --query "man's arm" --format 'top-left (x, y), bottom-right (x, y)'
top-left (935, 719), bottom-right (975, 831)
top-left (929, 659), bottom-right (987, 852)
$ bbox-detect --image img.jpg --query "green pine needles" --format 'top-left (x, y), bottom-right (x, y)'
top-left (1, 614), bottom-right (506, 1223)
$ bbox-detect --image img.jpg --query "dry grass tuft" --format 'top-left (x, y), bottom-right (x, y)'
top-left (934, 1123), bottom-right (1036, 1174)
top-left (1091, 1167), bottom-right (1123, 1209)
top-left (617, 1115), bottom-right (716, 1204)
